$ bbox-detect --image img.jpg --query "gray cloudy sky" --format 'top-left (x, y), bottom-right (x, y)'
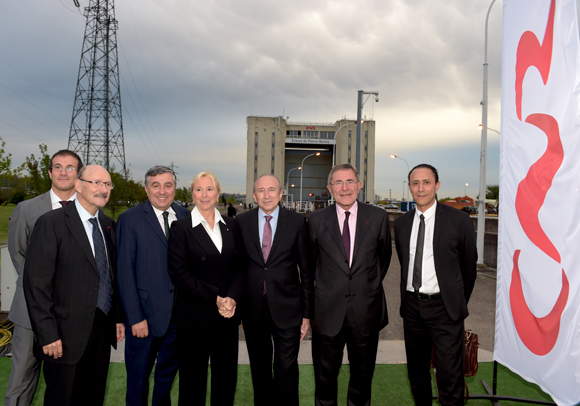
top-left (0, 0), bottom-right (502, 199)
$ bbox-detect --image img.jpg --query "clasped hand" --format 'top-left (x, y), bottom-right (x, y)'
top-left (216, 296), bottom-right (236, 318)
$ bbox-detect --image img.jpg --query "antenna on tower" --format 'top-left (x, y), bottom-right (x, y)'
top-left (68, 0), bottom-right (126, 178)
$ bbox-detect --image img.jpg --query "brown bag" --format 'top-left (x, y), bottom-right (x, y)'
top-left (464, 330), bottom-right (479, 377)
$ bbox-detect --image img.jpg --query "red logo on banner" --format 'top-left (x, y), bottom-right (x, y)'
top-left (511, 0), bottom-right (569, 356)
top-left (305, 126), bottom-right (316, 130)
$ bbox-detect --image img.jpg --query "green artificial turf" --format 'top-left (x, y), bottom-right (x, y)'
top-left (0, 359), bottom-right (554, 405)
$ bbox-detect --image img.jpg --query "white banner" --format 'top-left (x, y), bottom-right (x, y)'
top-left (497, 0), bottom-right (580, 404)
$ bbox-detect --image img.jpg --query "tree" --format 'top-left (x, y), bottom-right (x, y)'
top-left (175, 186), bottom-right (191, 204)
top-left (22, 143), bottom-right (51, 196)
top-left (486, 184), bottom-right (499, 200)
top-left (0, 136), bottom-right (23, 204)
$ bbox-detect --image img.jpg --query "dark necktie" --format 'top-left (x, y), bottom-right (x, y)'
top-left (163, 211), bottom-right (170, 240)
top-left (412, 214), bottom-right (425, 292)
top-left (89, 218), bottom-right (112, 315)
top-left (59, 200), bottom-right (72, 207)
top-left (342, 211), bottom-right (351, 263)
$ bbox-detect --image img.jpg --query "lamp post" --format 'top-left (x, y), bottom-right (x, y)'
top-left (477, 0), bottom-right (496, 265)
top-left (333, 121), bottom-right (357, 167)
top-left (478, 124), bottom-right (500, 135)
top-left (299, 152), bottom-right (320, 212)
top-left (391, 154), bottom-right (410, 206)
top-left (286, 166), bottom-right (301, 193)
top-left (356, 90), bottom-right (379, 202)
top-left (403, 181), bottom-right (406, 201)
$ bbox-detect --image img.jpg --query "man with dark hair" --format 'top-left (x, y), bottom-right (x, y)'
top-left (117, 165), bottom-right (190, 405)
top-left (395, 163), bottom-right (477, 405)
top-left (24, 165), bottom-right (125, 406)
top-left (308, 163), bottom-right (392, 406)
top-left (5, 149), bottom-right (82, 406)
top-left (235, 174), bottom-right (313, 406)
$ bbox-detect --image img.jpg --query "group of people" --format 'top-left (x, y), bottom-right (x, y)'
top-left (5, 148), bottom-right (477, 406)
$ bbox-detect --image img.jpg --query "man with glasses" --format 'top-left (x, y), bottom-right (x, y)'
top-left (308, 163), bottom-right (392, 406)
top-left (6, 150), bottom-right (82, 406)
top-left (24, 165), bottom-right (125, 406)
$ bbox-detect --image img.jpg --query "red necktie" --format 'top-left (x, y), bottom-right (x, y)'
top-left (59, 200), bottom-right (72, 207)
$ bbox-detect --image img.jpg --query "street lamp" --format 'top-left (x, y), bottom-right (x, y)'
top-left (299, 152), bottom-right (321, 212)
top-left (333, 120), bottom-right (359, 167)
top-left (391, 154), bottom-right (410, 206)
top-left (286, 166), bottom-right (301, 193)
top-left (478, 124), bottom-right (501, 135)
top-left (357, 90), bottom-right (379, 202)
top-left (465, 183), bottom-right (469, 196)
top-left (478, 0), bottom-right (496, 265)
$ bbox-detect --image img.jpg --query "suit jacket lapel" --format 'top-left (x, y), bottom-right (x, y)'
top-left (65, 204), bottom-right (99, 273)
top-left (399, 209), bottom-right (415, 281)
top-left (143, 200), bottom-right (168, 246)
top-left (98, 212), bottom-right (116, 281)
top-left (268, 207), bottom-right (288, 263)
top-left (432, 203), bottom-right (443, 254)
top-left (352, 203), bottom-right (370, 262)
top-left (189, 222), bottom-right (223, 269)
top-left (323, 204), bottom-right (348, 260)
top-left (249, 209), bottom-right (264, 264)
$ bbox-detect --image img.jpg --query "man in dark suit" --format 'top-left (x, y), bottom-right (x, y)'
top-left (394, 164), bottom-right (477, 406)
top-left (235, 174), bottom-right (314, 406)
top-left (117, 165), bottom-right (190, 405)
top-left (24, 165), bottom-right (125, 406)
top-left (5, 149), bottom-right (82, 406)
top-left (308, 163), bottom-right (391, 406)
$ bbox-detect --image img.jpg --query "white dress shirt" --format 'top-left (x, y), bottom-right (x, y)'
top-left (50, 189), bottom-right (77, 210)
top-left (75, 199), bottom-right (107, 259)
top-left (151, 204), bottom-right (177, 237)
top-left (407, 201), bottom-right (440, 294)
top-left (191, 205), bottom-right (225, 253)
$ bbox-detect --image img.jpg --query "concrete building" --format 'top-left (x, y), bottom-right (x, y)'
top-left (245, 116), bottom-right (376, 207)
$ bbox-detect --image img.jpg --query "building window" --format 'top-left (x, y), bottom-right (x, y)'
top-left (255, 132), bottom-right (258, 135)
top-left (272, 156), bottom-right (275, 161)
top-left (271, 168), bottom-right (274, 174)
top-left (254, 168), bottom-right (257, 173)
top-left (272, 143), bottom-right (275, 147)
top-left (255, 155), bottom-right (258, 161)
top-left (365, 131), bottom-right (368, 138)
top-left (348, 146), bottom-right (351, 150)
top-left (304, 131), bottom-right (318, 138)
top-left (348, 130), bottom-right (352, 138)
top-left (286, 130), bottom-right (301, 136)
top-left (272, 132), bottom-right (275, 136)
top-left (320, 131), bottom-right (335, 139)
top-left (255, 143), bottom-right (258, 147)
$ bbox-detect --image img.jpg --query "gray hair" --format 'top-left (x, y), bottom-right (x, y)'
top-left (144, 166), bottom-right (177, 187)
top-left (253, 174), bottom-right (282, 192)
top-left (327, 163), bottom-right (359, 185)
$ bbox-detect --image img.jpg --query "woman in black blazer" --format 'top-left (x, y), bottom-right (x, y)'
top-left (168, 171), bottom-right (243, 405)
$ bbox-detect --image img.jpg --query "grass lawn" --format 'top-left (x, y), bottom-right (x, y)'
top-left (0, 359), bottom-right (554, 405)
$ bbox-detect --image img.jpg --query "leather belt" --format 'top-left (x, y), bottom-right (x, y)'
top-left (407, 290), bottom-right (441, 301)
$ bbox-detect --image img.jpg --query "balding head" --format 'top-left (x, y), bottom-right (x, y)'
top-left (75, 165), bottom-right (112, 215)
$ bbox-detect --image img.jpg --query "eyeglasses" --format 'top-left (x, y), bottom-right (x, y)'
top-left (79, 179), bottom-right (115, 189)
top-left (52, 165), bottom-right (76, 173)
top-left (329, 180), bottom-right (357, 187)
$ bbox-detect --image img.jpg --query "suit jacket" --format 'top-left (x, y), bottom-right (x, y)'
top-left (235, 206), bottom-right (314, 329)
top-left (308, 202), bottom-right (392, 337)
top-left (167, 216), bottom-right (243, 333)
top-left (394, 202), bottom-right (477, 322)
top-left (116, 200), bottom-right (191, 337)
top-left (8, 191), bottom-right (52, 328)
top-left (23, 203), bottom-right (123, 365)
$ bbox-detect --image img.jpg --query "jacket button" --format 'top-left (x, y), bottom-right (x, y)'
top-left (94, 286), bottom-right (98, 289)
top-left (91, 310), bottom-right (95, 315)
top-left (264, 267), bottom-right (268, 271)
top-left (349, 276), bottom-right (352, 280)
top-left (169, 289), bottom-right (174, 293)
top-left (201, 257), bottom-right (206, 261)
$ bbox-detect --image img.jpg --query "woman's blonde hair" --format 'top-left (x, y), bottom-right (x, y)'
top-left (190, 171), bottom-right (221, 201)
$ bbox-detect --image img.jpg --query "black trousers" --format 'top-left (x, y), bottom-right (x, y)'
top-left (244, 298), bottom-right (301, 406)
top-left (42, 308), bottom-right (112, 406)
top-left (176, 317), bottom-right (239, 406)
top-left (312, 302), bottom-right (379, 406)
top-left (403, 292), bottom-right (465, 406)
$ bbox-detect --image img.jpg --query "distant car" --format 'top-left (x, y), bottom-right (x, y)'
top-left (386, 204), bottom-right (399, 210)
top-left (461, 206), bottom-right (478, 214)
top-left (488, 206), bottom-right (498, 214)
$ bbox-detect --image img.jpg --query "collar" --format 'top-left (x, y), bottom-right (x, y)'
top-left (336, 200), bottom-right (358, 217)
top-left (415, 201), bottom-right (437, 221)
top-left (75, 198), bottom-right (96, 223)
top-left (151, 202), bottom-right (176, 218)
top-left (258, 205), bottom-right (280, 220)
top-left (50, 189), bottom-right (77, 206)
top-left (191, 205), bottom-right (225, 228)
